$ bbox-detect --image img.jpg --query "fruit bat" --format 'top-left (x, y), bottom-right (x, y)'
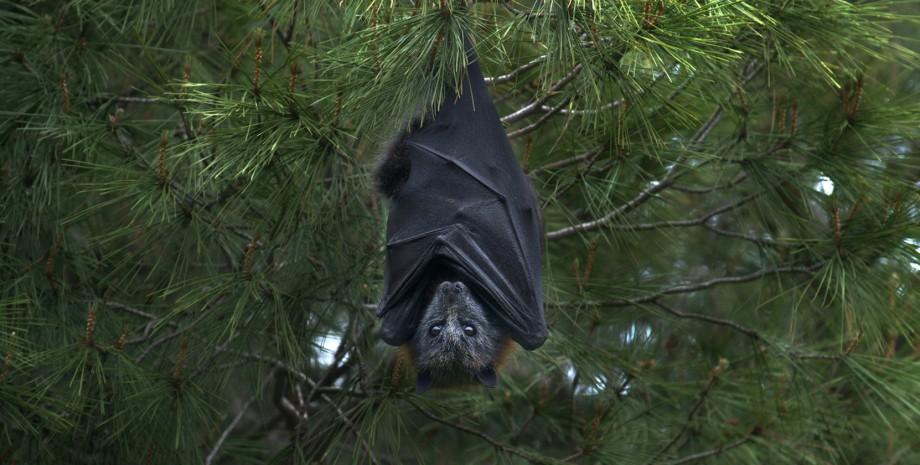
top-left (373, 37), bottom-right (547, 393)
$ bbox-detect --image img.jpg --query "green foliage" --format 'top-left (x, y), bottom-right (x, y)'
top-left (1, 0), bottom-right (919, 464)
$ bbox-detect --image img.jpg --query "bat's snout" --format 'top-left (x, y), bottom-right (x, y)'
top-left (438, 281), bottom-right (467, 303)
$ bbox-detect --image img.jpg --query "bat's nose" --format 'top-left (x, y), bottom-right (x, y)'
top-left (440, 281), bottom-right (465, 303)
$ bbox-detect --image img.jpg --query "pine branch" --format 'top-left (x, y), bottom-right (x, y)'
top-left (671, 172), bottom-right (749, 194)
top-left (545, 61), bottom-right (763, 240)
top-left (646, 367), bottom-right (724, 465)
top-left (650, 301), bottom-right (764, 341)
top-left (216, 348), bottom-right (381, 463)
top-left (566, 261), bottom-right (827, 308)
top-left (403, 397), bottom-right (564, 465)
top-left (539, 98), bottom-right (624, 116)
top-left (701, 223), bottom-right (781, 247)
top-left (501, 64), bottom-right (584, 125)
top-left (205, 367), bottom-right (278, 465)
top-left (545, 165), bottom-right (683, 239)
top-left (531, 144), bottom-right (604, 173)
top-left (509, 405), bottom-right (539, 445)
top-left (661, 436), bottom-right (753, 465)
top-left (599, 191), bottom-right (762, 232)
top-left (508, 97), bottom-right (571, 139)
top-left (134, 308), bottom-right (212, 363)
top-left (484, 55), bottom-right (547, 84)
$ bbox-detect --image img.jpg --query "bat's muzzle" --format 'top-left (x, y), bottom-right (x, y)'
top-left (438, 281), bottom-right (466, 304)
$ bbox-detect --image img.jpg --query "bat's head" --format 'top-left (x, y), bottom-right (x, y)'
top-left (409, 280), bottom-right (507, 393)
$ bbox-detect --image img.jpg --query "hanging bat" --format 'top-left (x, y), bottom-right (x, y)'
top-left (374, 37), bottom-right (547, 393)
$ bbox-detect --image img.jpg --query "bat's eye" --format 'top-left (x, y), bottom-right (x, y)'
top-left (463, 325), bottom-right (476, 337)
top-left (428, 324), bottom-right (443, 337)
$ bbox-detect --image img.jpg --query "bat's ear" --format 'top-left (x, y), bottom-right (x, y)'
top-left (475, 366), bottom-right (498, 388)
top-left (415, 370), bottom-right (433, 394)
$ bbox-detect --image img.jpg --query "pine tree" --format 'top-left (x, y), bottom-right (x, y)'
top-left (2, 0), bottom-right (919, 463)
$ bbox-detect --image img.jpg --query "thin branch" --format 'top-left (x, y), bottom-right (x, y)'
top-left (509, 406), bottom-right (539, 445)
top-left (545, 167), bottom-right (682, 240)
top-left (484, 55), bottom-right (546, 84)
top-left (501, 64), bottom-right (583, 125)
top-left (662, 436), bottom-right (753, 465)
top-left (544, 61), bottom-right (763, 240)
top-left (646, 375), bottom-right (720, 465)
top-left (218, 348), bottom-right (380, 464)
top-left (508, 97), bottom-right (571, 139)
top-left (278, 395), bottom-right (303, 422)
top-left (87, 94), bottom-right (163, 106)
top-left (305, 317), bottom-right (355, 402)
top-left (532, 144), bottom-right (604, 173)
top-left (702, 223), bottom-right (780, 246)
top-left (601, 261), bottom-right (824, 307)
top-left (651, 301), bottom-right (764, 340)
top-left (105, 301), bottom-right (159, 320)
top-left (644, 302), bottom-right (843, 362)
top-left (315, 391), bottom-right (381, 465)
top-left (785, 351), bottom-right (841, 361)
top-left (689, 106), bottom-right (724, 146)
top-left (404, 397), bottom-right (557, 465)
top-left (600, 192), bottom-right (762, 232)
top-left (671, 172), bottom-right (749, 194)
top-left (540, 98), bottom-right (624, 115)
top-left (205, 367), bottom-right (278, 465)
top-left (135, 308), bottom-right (210, 363)
top-left (269, 14), bottom-right (297, 49)
top-left (544, 105), bottom-right (724, 239)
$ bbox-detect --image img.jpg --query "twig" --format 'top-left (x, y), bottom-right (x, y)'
top-left (671, 172), bottom-right (749, 194)
top-left (662, 436), bottom-right (752, 465)
top-left (89, 94), bottom-right (162, 105)
top-left (702, 224), bottom-right (780, 246)
top-left (501, 64), bottom-right (583, 125)
top-left (544, 105), bottom-right (725, 239)
top-left (651, 301), bottom-right (764, 340)
top-left (601, 262), bottom-right (824, 307)
top-left (270, 13), bottom-right (297, 49)
top-left (404, 397), bottom-right (557, 465)
top-left (689, 106), bottom-right (724, 146)
top-left (646, 375), bottom-right (720, 464)
top-left (532, 144), bottom-right (604, 173)
top-left (105, 301), bottom-right (179, 347)
top-left (543, 262), bottom-right (826, 311)
top-left (217, 348), bottom-right (381, 464)
top-left (501, 1), bottom-right (550, 19)
top-left (596, 192), bottom-right (762, 232)
top-left (509, 406), bottom-right (539, 445)
top-left (544, 61), bottom-right (763, 240)
top-left (785, 351), bottom-right (841, 361)
top-left (508, 97), bottom-right (571, 139)
top-left (316, 391), bottom-right (381, 465)
top-left (305, 317), bottom-right (355, 402)
top-left (484, 55), bottom-right (546, 84)
top-left (205, 367), bottom-right (278, 465)
top-left (135, 308), bottom-right (211, 363)
top-left (540, 98), bottom-right (624, 116)
top-left (105, 301), bottom-right (160, 321)
top-left (545, 165), bottom-right (683, 239)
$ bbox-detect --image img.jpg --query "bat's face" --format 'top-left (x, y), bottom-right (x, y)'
top-left (410, 281), bottom-right (504, 392)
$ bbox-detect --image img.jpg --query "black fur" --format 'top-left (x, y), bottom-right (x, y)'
top-left (373, 137), bottom-right (411, 199)
top-left (373, 119), bottom-right (424, 199)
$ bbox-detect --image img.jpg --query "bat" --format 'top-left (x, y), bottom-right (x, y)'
top-left (373, 37), bottom-right (547, 393)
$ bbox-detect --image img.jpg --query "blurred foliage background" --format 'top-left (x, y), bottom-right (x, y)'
top-left (1, 0), bottom-right (919, 464)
